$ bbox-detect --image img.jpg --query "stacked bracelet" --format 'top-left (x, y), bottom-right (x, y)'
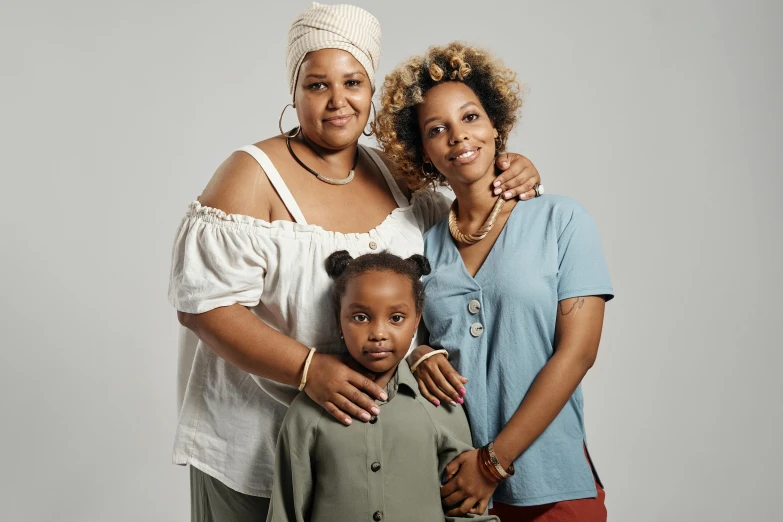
top-left (478, 446), bottom-right (503, 483)
top-left (298, 347), bottom-right (316, 391)
top-left (477, 442), bottom-right (515, 483)
top-left (409, 349), bottom-right (449, 373)
top-left (487, 442), bottom-right (515, 479)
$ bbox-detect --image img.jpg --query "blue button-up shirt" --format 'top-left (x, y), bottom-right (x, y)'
top-left (422, 195), bottom-right (614, 506)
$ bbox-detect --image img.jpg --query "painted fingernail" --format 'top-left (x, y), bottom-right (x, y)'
top-left (520, 193), bottom-right (527, 200)
top-left (494, 187), bottom-right (502, 195)
top-left (371, 406), bottom-right (380, 415)
top-left (459, 388), bottom-right (466, 396)
top-left (433, 400), bottom-right (440, 406)
top-left (380, 392), bottom-right (388, 401)
top-left (504, 191), bottom-right (512, 198)
top-left (344, 418), bottom-right (352, 425)
top-left (456, 397), bottom-right (464, 405)
top-left (493, 180), bottom-right (501, 187)
top-left (449, 400), bottom-right (458, 407)
top-left (360, 412), bottom-right (371, 421)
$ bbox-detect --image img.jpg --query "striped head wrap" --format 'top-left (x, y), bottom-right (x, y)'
top-left (286, 2), bottom-right (382, 98)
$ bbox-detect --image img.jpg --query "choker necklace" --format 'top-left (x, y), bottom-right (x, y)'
top-left (448, 196), bottom-right (506, 245)
top-left (286, 135), bottom-right (358, 185)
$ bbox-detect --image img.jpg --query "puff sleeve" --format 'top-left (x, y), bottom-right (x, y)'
top-left (168, 201), bottom-right (268, 314)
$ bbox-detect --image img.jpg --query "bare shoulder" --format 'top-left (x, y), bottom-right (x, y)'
top-left (199, 144), bottom-right (275, 220)
top-left (370, 147), bottom-right (411, 200)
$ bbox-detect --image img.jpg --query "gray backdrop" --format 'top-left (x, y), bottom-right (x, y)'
top-left (1, 1), bottom-right (781, 521)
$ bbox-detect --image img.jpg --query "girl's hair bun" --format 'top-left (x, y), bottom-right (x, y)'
top-left (325, 250), bottom-right (354, 278)
top-left (406, 254), bottom-right (431, 277)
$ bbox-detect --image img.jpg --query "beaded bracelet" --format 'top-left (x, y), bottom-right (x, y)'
top-left (409, 349), bottom-right (449, 373)
top-left (298, 347), bottom-right (316, 391)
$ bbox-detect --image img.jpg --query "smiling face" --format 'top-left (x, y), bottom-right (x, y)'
top-left (294, 48), bottom-right (373, 150)
top-left (339, 270), bottom-right (421, 375)
top-left (417, 81), bottom-right (499, 187)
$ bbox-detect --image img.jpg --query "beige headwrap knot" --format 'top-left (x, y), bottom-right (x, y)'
top-left (286, 2), bottom-right (382, 97)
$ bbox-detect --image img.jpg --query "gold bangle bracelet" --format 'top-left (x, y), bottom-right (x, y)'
top-left (409, 349), bottom-right (449, 373)
top-left (298, 347), bottom-right (316, 391)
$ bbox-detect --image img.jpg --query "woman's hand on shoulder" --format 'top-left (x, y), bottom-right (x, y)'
top-left (304, 352), bottom-right (389, 426)
top-left (199, 149), bottom-right (272, 221)
top-left (493, 152), bottom-right (541, 201)
top-left (441, 449), bottom-right (499, 516)
top-left (409, 345), bottom-right (468, 407)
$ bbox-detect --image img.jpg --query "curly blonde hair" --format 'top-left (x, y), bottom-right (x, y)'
top-left (374, 42), bottom-right (522, 189)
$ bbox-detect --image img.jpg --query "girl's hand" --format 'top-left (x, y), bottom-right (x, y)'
top-left (304, 353), bottom-right (388, 425)
top-left (493, 153), bottom-right (542, 200)
top-left (409, 345), bottom-right (468, 407)
top-left (440, 449), bottom-right (499, 516)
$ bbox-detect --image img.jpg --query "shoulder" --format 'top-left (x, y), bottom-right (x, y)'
top-left (198, 142), bottom-right (280, 220)
top-left (423, 217), bottom-right (448, 243)
top-left (370, 147), bottom-right (412, 199)
top-left (529, 194), bottom-right (588, 216)
top-left (421, 216), bottom-right (451, 265)
top-left (414, 394), bottom-right (472, 441)
top-left (423, 207), bottom-right (450, 241)
top-left (281, 392), bottom-right (326, 434)
top-left (515, 194), bottom-right (593, 232)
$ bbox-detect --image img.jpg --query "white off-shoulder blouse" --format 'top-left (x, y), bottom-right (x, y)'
top-left (168, 145), bottom-right (449, 496)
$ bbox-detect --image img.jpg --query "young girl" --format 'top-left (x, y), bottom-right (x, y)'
top-left (266, 251), bottom-right (498, 522)
top-left (375, 42), bottom-right (614, 521)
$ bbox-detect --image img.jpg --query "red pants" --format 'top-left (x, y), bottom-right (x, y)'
top-left (489, 448), bottom-right (607, 522)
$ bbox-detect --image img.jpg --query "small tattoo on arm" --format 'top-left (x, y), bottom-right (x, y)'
top-left (559, 297), bottom-right (585, 316)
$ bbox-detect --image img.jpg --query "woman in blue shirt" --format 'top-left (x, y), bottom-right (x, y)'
top-left (375, 42), bottom-right (614, 521)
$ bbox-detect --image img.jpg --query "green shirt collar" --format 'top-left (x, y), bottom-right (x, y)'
top-left (381, 361), bottom-right (418, 402)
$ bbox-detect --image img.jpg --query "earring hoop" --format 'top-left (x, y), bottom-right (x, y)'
top-left (279, 103), bottom-right (301, 138)
top-left (363, 102), bottom-right (377, 137)
top-left (494, 134), bottom-right (507, 157)
top-left (422, 160), bottom-right (438, 177)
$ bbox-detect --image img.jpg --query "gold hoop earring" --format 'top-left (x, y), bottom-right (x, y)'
top-left (279, 103), bottom-right (301, 138)
top-left (422, 160), bottom-right (438, 177)
top-left (363, 102), bottom-right (377, 137)
top-left (494, 135), bottom-right (506, 157)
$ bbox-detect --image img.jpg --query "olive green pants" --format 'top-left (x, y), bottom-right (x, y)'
top-left (190, 466), bottom-right (270, 522)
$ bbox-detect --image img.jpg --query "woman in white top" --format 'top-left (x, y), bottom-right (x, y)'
top-left (168, 3), bottom-right (541, 521)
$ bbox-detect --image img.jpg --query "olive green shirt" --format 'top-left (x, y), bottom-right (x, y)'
top-left (266, 362), bottom-right (498, 522)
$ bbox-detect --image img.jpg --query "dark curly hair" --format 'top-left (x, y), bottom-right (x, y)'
top-left (373, 41), bottom-right (523, 190)
top-left (325, 250), bottom-right (431, 313)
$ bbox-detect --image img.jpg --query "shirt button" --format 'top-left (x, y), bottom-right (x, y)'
top-left (470, 322), bottom-right (484, 337)
top-left (373, 511), bottom-right (383, 521)
top-left (468, 299), bottom-right (481, 314)
top-left (369, 415), bottom-right (378, 424)
top-left (371, 462), bottom-right (381, 472)
top-left (369, 240), bottom-right (378, 250)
